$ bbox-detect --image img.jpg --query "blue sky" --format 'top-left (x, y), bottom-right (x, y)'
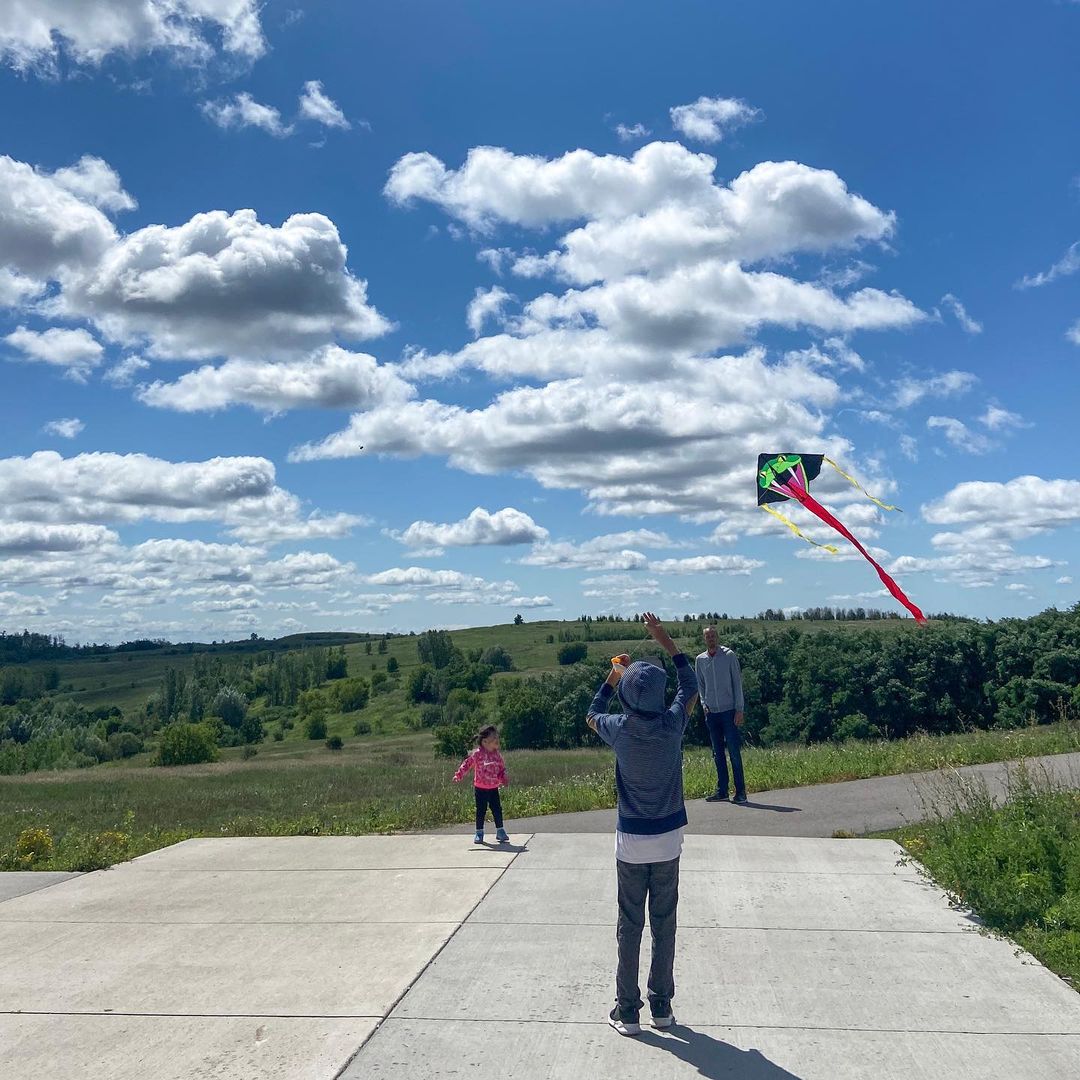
top-left (0, 0), bottom-right (1078, 641)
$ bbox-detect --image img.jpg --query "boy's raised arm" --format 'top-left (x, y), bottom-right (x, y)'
top-left (642, 611), bottom-right (698, 727)
top-left (642, 612), bottom-right (678, 657)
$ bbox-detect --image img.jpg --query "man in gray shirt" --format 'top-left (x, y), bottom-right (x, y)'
top-left (694, 626), bottom-right (747, 804)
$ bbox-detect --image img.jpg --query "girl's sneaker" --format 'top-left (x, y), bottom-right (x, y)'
top-left (473, 832), bottom-right (484, 844)
top-left (496, 828), bottom-right (510, 843)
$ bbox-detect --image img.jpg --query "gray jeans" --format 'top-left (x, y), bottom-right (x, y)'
top-left (615, 856), bottom-right (680, 1012)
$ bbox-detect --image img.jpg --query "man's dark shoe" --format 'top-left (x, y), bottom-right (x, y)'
top-left (650, 999), bottom-right (674, 1029)
top-left (733, 794), bottom-right (748, 805)
top-left (705, 792), bottom-right (729, 802)
top-left (608, 1005), bottom-right (641, 1036)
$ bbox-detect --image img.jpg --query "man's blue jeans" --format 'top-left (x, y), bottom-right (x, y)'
top-left (705, 709), bottom-right (745, 799)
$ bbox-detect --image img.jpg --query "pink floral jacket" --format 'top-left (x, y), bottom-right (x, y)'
top-left (452, 747), bottom-right (507, 790)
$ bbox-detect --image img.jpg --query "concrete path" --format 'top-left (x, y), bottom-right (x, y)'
top-left (497, 750), bottom-right (1080, 837)
top-left (2, 833), bottom-right (1078, 1079)
top-left (0, 871), bottom-right (80, 902)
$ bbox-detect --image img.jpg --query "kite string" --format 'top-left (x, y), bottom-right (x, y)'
top-left (823, 457), bottom-right (900, 512)
top-left (759, 504), bottom-right (840, 554)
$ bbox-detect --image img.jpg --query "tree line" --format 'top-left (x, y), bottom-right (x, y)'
top-left (431, 604), bottom-right (1080, 755)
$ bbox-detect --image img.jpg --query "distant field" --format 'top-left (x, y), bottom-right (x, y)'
top-left (20, 615), bottom-right (919, 717)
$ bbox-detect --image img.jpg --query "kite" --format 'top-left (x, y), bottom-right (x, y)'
top-left (756, 453), bottom-right (926, 624)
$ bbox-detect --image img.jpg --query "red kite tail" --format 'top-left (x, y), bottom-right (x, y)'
top-left (794, 490), bottom-right (926, 624)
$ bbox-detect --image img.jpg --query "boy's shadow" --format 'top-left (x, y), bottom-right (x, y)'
top-left (469, 842), bottom-right (530, 853)
top-left (639, 1025), bottom-right (804, 1079)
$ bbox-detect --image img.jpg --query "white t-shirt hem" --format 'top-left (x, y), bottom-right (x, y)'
top-left (615, 826), bottom-right (684, 864)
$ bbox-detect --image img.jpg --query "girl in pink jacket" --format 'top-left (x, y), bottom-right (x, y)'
top-left (453, 724), bottom-right (510, 844)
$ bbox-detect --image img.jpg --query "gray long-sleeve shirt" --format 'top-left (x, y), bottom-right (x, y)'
top-left (694, 647), bottom-right (744, 713)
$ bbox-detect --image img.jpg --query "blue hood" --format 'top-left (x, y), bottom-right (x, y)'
top-left (616, 660), bottom-right (667, 716)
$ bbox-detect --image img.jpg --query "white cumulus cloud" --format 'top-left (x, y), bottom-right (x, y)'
top-left (893, 370), bottom-right (977, 409)
top-left (979, 404), bottom-right (1025, 431)
top-left (940, 293), bottom-right (982, 334)
top-left (0, 522), bottom-right (116, 555)
top-left (466, 286), bottom-right (514, 336)
top-left (926, 416), bottom-right (993, 454)
top-left (395, 507), bottom-right (548, 550)
top-left (0, 0), bottom-right (266, 73)
top-left (42, 417), bottom-right (85, 439)
top-left (5, 326), bottom-right (104, 381)
top-left (615, 122), bottom-right (651, 142)
top-left (299, 80), bottom-right (350, 129)
top-left (104, 354), bottom-right (151, 385)
top-left (923, 476), bottom-right (1080, 542)
top-left (521, 530), bottom-right (674, 570)
top-left (59, 208), bottom-right (392, 360)
top-left (201, 92), bottom-right (292, 136)
top-left (137, 346), bottom-right (414, 413)
top-left (1016, 240), bottom-right (1080, 289)
top-left (669, 96), bottom-right (761, 143)
top-left (0, 155), bottom-right (123, 280)
top-left (649, 554), bottom-right (765, 575)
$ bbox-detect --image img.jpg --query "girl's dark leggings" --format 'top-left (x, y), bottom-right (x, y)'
top-left (474, 786), bottom-right (504, 830)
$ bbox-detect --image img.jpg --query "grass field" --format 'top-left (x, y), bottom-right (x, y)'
top-left (4, 721), bottom-right (1077, 872)
top-left (891, 763), bottom-right (1080, 990)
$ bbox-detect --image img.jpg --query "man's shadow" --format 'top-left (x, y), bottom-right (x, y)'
top-left (639, 1024), bottom-right (804, 1079)
top-left (468, 841), bottom-right (530, 853)
top-left (736, 800), bottom-right (801, 813)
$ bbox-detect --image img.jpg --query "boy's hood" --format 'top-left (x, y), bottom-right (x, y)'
top-left (616, 660), bottom-right (667, 716)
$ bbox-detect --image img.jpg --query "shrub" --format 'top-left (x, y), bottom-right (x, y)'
top-left (272, 729), bottom-right (284, 742)
top-left (419, 704), bottom-right (443, 728)
top-left (497, 678), bottom-right (551, 749)
top-left (386, 656), bottom-right (399, 673)
top-left (237, 712), bottom-right (264, 744)
top-left (416, 629), bottom-right (458, 669)
top-left (557, 641), bottom-right (588, 665)
top-left (304, 713), bottom-right (328, 740)
top-left (993, 677), bottom-right (1072, 729)
top-left (833, 712), bottom-right (881, 741)
top-left (298, 689), bottom-right (327, 718)
top-left (352, 718), bottom-right (372, 736)
top-left (408, 664), bottom-right (438, 703)
top-left (68, 829), bottom-right (131, 872)
top-left (155, 723), bottom-right (220, 766)
top-left (325, 647), bottom-right (348, 679)
top-left (107, 731), bottom-right (143, 758)
top-left (332, 677), bottom-right (370, 713)
top-left (241, 744), bottom-right (258, 760)
top-left (480, 645), bottom-right (514, 672)
top-left (326, 735), bottom-right (344, 751)
top-left (211, 685), bottom-right (248, 731)
top-left (15, 826), bottom-right (54, 867)
top-left (434, 720), bottom-right (476, 758)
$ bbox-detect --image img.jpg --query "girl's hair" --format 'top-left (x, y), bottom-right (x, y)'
top-left (477, 724), bottom-right (498, 746)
